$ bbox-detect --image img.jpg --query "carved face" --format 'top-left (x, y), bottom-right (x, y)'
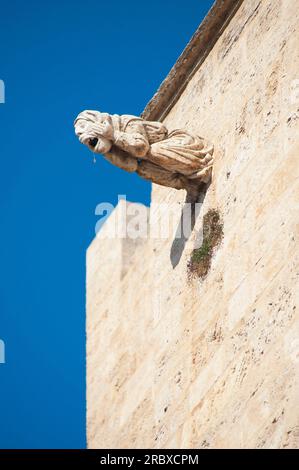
top-left (74, 110), bottom-right (112, 154)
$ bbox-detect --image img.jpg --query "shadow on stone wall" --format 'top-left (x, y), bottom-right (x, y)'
top-left (170, 183), bottom-right (209, 268)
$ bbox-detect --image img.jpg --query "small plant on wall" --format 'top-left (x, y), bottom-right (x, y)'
top-left (188, 208), bottom-right (223, 279)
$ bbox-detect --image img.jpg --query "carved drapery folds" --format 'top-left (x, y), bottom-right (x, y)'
top-left (74, 110), bottom-right (214, 191)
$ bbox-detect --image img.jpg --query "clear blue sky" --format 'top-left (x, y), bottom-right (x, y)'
top-left (0, 0), bottom-right (213, 448)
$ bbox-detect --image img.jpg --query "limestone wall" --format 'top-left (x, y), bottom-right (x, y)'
top-left (87, 0), bottom-right (299, 448)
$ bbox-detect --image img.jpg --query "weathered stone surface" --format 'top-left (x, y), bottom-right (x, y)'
top-left (87, 0), bottom-right (299, 448)
top-left (141, 0), bottom-right (244, 122)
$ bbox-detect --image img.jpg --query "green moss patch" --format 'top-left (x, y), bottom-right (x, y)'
top-left (188, 209), bottom-right (223, 279)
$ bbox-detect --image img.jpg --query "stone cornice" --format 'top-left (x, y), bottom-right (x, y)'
top-left (141, 0), bottom-right (244, 122)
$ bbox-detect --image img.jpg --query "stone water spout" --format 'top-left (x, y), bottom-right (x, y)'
top-left (74, 110), bottom-right (214, 192)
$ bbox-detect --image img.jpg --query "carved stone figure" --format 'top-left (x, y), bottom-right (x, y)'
top-left (74, 110), bottom-right (214, 191)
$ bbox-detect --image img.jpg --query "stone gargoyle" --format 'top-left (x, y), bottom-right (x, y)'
top-left (74, 110), bottom-right (214, 192)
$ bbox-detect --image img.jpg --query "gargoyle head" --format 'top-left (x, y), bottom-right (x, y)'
top-left (74, 110), bottom-right (113, 154)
